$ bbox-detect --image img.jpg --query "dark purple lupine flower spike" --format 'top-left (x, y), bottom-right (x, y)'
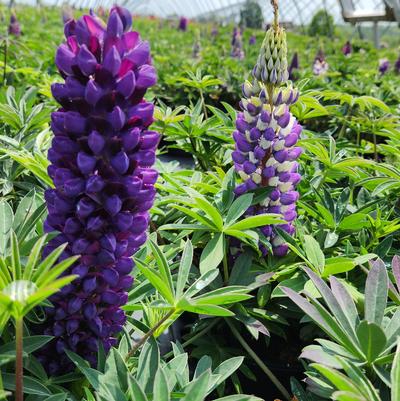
top-left (395, 55), bottom-right (400, 74)
top-left (341, 41), bottom-right (352, 56)
top-left (288, 52), bottom-right (299, 81)
top-left (379, 58), bottom-right (390, 75)
top-left (232, 6), bottom-right (301, 257)
top-left (249, 35), bottom-right (256, 45)
top-left (8, 13), bottom-right (21, 37)
top-left (39, 7), bottom-right (159, 374)
top-left (178, 16), bottom-right (188, 31)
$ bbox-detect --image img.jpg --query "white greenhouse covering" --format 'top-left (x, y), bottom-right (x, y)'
top-left (5, 0), bottom-right (389, 25)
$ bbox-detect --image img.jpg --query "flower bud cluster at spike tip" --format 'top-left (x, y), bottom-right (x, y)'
top-left (252, 24), bottom-right (288, 85)
top-left (232, 19), bottom-right (302, 257)
top-left (38, 7), bottom-right (159, 375)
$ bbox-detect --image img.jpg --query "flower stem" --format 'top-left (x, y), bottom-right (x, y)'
top-left (125, 309), bottom-right (175, 361)
top-left (225, 318), bottom-right (291, 401)
top-left (15, 318), bottom-right (23, 401)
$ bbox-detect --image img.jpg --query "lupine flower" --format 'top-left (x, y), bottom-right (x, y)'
top-left (288, 52), bottom-right (299, 81)
top-left (8, 13), bottom-right (21, 36)
top-left (379, 58), bottom-right (390, 75)
top-left (178, 17), bottom-right (188, 31)
top-left (395, 55), bottom-right (400, 74)
top-left (232, 16), bottom-right (302, 257)
top-left (341, 40), bottom-right (352, 56)
top-left (211, 26), bottom-right (218, 38)
top-left (313, 49), bottom-right (329, 76)
top-left (38, 6), bottom-right (159, 374)
top-left (192, 31), bottom-right (201, 59)
top-left (231, 28), bottom-right (245, 60)
top-left (249, 35), bottom-right (256, 45)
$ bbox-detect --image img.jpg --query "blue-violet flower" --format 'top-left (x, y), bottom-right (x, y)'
top-left (39, 6), bottom-right (159, 374)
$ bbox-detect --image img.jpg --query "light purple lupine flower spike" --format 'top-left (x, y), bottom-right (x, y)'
top-left (38, 6), bottom-right (159, 375)
top-left (232, 9), bottom-right (302, 257)
top-left (231, 28), bottom-right (245, 60)
top-left (313, 49), bottom-right (329, 76)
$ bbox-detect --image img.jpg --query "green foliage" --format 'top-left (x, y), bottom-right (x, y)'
top-left (308, 9), bottom-right (335, 37)
top-left (239, 0), bottom-right (264, 29)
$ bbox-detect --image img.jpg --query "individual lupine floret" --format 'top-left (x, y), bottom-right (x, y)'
top-left (39, 6), bottom-right (159, 374)
top-left (8, 13), bottom-right (21, 36)
top-left (232, 1), bottom-right (302, 257)
top-left (313, 49), bottom-right (329, 76)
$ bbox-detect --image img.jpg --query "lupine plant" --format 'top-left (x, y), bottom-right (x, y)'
top-left (232, 0), bottom-right (302, 256)
top-left (313, 49), bottom-right (329, 75)
top-left (39, 7), bottom-right (159, 373)
top-left (8, 13), bottom-right (20, 37)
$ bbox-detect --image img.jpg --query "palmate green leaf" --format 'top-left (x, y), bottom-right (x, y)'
top-left (127, 376), bottom-right (148, 401)
top-left (135, 259), bottom-right (175, 305)
top-left (148, 241), bottom-right (174, 298)
top-left (153, 368), bottom-right (169, 401)
top-left (225, 193), bottom-right (253, 226)
top-left (356, 321), bottom-right (387, 363)
top-left (0, 201), bottom-right (13, 257)
top-left (32, 243), bottom-right (68, 282)
top-left (365, 259), bottom-right (388, 326)
top-left (176, 241), bottom-right (193, 299)
top-left (392, 340), bottom-right (400, 401)
top-left (181, 370), bottom-right (210, 401)
top-left (36, 255), bottom-right (79, 287)
top-left (0, 335), bottom-right (52, 356)
top-left (226, 213), bottom-right (284, 231)
top-left (193, 286), bottom-right (251, 305)
top-left (177, 299), bottom-right (234, 317)
top-left (65, 350), bottom-right (101, 389)
top-left (172, 205), bottom-right (216, 229)
top-left (10, 231), bottom-right (21, 280)
top-left (311, 364), bottom-right (359, 394)
top-left (199, 233), bottom-right (224, 274)
top-left (322, 257), bottom-right (355, 277)
top-left (23, 235), bottom-right (48, 281)
top-left (137, 340), bottom-right (160, 393)
top-left (184, 270), bottom-right (219, 298)
top-left (192, 195), bottom-right (224, 231)
top-left (3, 373), bottom-right (51, 396)
top-left (23, 275), bottom-right (77, 314)
top-left (303, 236), bottom-right (325, 274)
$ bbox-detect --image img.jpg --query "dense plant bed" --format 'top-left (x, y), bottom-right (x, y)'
top-left (0, 2), bottom-right (400, 401)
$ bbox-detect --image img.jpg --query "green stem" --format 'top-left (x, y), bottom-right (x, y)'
top-left (163, 318), bottom-right (220, 359)
top-left (223, 241), bottom-right (229, 286)
top-left (125, 309), bottom-right (175, 361)
top-left (199, 89), bottom-right (208, 119)
top-left (2, 40), bottom-right (8, 86)
top-left (15, 318), bottom-right (23, 401)
top-left (338, 105), bottom-right (353, 139)
top-left (225, 318), bottom-right (291, 401)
